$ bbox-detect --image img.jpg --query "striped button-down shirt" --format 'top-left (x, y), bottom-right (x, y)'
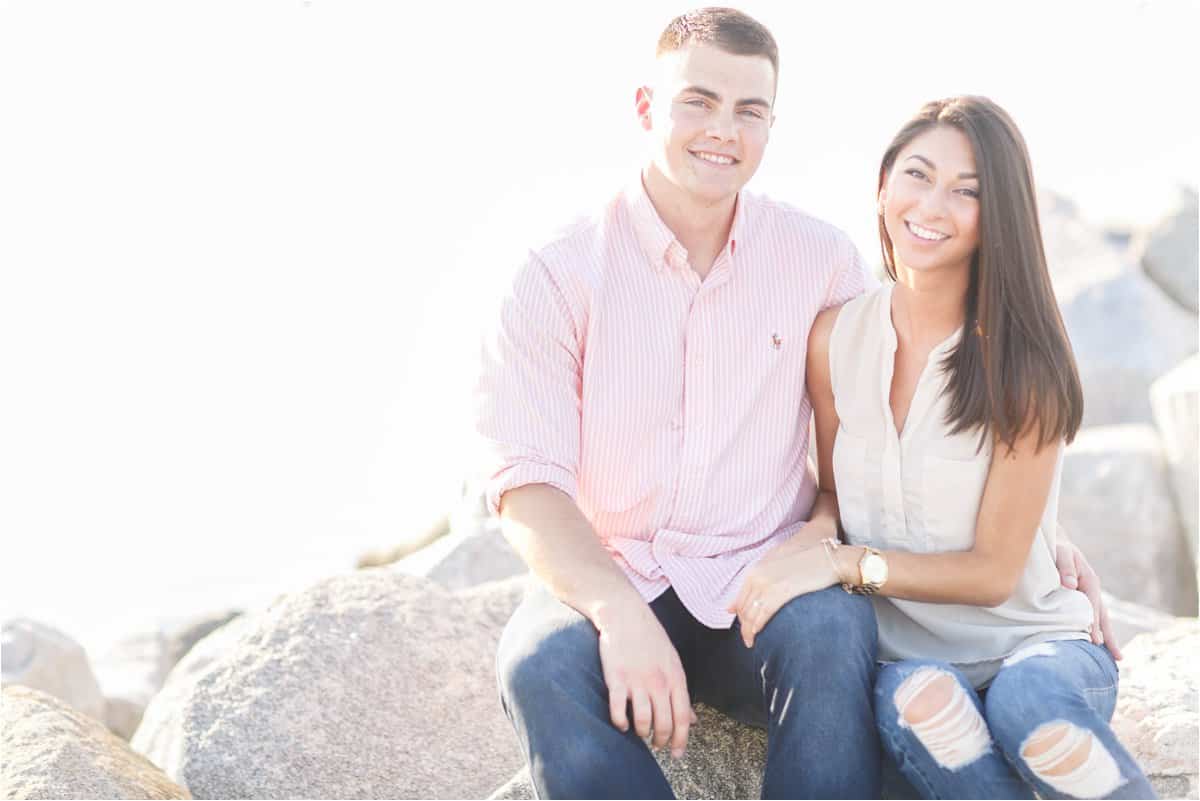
top-left (475, 177), bottom-right (872, 627)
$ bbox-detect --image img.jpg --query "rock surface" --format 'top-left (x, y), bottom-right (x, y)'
top-left (132, 571), bottom-right (526, 799)
top-left (1, 685), bottom-right (190, 800)
top-left (1059, 269), bottom-right (1198, 426)
top-left (1151, 355), bottom-right (1199, 567)
top-left (390, 517), bottom-right (527, 591)
top-left (1041, 190), bottom-right (1131, 305)
top-left (1, 618), bottom-right (105, 723)
top-left (93, 610), bottom-right (241, 740)
top-left (1138, 186), bottom-right (1199, 314)
top-left (1059, 424), bottom-right (1197, 615)
top-left (1111, 620), bottom-right (1200, 800)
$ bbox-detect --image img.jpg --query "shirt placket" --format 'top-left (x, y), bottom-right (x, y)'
top-left (666, 266), bottom-right (713, 532)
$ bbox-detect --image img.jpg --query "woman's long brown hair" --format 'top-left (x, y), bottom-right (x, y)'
top-left (877, 96), bottom-right (1083, 452)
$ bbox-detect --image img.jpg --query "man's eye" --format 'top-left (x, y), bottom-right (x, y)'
top-left (740, 109), bottom-right (763, 119)
top-left (684, 98), bottom-right (707, 107)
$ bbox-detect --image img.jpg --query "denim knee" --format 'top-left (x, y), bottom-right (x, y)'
top-left (497, 619), bottom-right (599, 712)
top-left (761, 586), bottom-right (878, 668)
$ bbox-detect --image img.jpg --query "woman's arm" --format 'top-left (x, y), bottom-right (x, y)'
top-left (808, 299), bottom-right (1059, 607)
top-left (732, 306), bottom-right (1063, 645)
top-left (864, 428), bottom-right (1059, 606)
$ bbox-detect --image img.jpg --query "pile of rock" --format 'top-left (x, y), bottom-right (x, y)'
top-left (4, 543), bottom-right (1195, 799)
top-left (1046, 187), bottom-right (1200, 617)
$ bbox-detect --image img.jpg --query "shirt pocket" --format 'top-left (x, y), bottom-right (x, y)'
top-left (832, 424), bottom-right (872, 546)
top-left (921, 452), bottom-right (989, 552)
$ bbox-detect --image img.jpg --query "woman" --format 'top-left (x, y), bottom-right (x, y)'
top-left (729, 96), bottom-right (1154, 799)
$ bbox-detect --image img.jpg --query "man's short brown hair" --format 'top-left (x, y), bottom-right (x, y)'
top-left (656, 7), bottom-right (779, 78)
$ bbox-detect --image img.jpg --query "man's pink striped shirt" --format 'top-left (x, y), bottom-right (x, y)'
top-left (475, 177), bottom-right (871, 628)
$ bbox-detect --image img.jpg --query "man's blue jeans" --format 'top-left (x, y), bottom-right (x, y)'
top-left (875, 639), bottom-right (1155, 799)
top-left (496, 582), bottom-right (881, 799)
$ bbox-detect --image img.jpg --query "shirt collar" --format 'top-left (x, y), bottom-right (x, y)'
top-left (624, 174), bottom-right (746, 274)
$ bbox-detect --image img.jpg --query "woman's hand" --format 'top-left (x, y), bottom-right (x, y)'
top-left (1054, 535), bottom-right (1121, 659)
top-left (728, 539), bottom-right (844, 648)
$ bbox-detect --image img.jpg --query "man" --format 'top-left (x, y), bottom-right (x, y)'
top-left (475, 8), bottom-right (1115, 798)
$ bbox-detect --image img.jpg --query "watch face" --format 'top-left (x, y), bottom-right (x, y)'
top-left (862, 553), bottom-right (888, 585)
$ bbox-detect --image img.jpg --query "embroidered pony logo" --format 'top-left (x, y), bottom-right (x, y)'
top-left (771, 333), bottom-right (782, 350)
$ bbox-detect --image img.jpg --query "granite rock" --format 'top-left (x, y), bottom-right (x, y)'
top-left (1111, 620), bottom-right (1200, 799)
top-left (1, 685), bottom-right (190, 800)
top-left (1059, 425), bottom-right (1197, 615)
top-left (1, 618), bottom-right (104, 723)
top-left (1138, 186), bottom-right (1199, 314)
top-left (390, 517), bottom-right (527, 591)
top-left (1151, 355), bottom-right (1199, 567)
top-left (132, 571), bottom-right (526, 799)
top-left (93, 610), bottom-right (240, 739)
top-left (1060, 270), bottom-right (1197, 427)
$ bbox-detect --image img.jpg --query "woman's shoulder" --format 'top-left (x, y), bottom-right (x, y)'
top-left (817, 283), bottom-right (890, 347)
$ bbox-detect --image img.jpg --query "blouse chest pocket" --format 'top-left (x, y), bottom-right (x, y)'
top-left (921, 451), bottom-right (990, 552)
top-left (832, 424), bottom-right (873, 547)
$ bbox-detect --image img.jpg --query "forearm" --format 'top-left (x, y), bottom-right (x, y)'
top-left (832, 544), bottom-right (1016, 607)
top-left (499, 483), bottom-right (651, 627)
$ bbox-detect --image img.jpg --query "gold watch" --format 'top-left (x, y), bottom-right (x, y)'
top-left (849, 547), bottom-right (888, 595)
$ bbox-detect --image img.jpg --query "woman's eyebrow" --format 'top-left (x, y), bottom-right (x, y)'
top-left (905, 154), bottom-right (977, 179)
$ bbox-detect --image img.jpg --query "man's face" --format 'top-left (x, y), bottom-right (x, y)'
top-left (639, 43), bottom-right (775, 206)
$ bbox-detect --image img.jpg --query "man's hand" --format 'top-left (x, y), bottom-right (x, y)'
top-left (595, 600), bottom-right (697, 759)
top-left (1055, 536), bottom-right (1122, 660)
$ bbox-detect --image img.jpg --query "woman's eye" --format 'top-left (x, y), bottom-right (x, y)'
top-left (958, 188), bottom-right (979, 199)
top-left (905, 168), bottom-right (927, 181)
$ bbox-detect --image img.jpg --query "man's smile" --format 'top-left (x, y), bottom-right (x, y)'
top-left (689, 149), bottom-right (740, 166)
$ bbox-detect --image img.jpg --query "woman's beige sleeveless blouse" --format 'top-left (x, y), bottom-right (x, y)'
top-left (829, 284), bottom-right (1093, 687)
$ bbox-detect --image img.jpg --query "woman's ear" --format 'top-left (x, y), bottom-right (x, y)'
top-left (877, 183), bottom-right (887, 217)
top-left (636, 86), bottom-right (653, 131)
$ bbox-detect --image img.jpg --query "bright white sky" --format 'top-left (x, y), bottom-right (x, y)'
top-left (1, 0), bottom-right (1196, 650)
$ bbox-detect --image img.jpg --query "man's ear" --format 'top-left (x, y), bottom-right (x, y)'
top-left (636, 86), bottom-right (653, 130)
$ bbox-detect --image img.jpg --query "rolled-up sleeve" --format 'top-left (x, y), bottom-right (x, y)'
top-left (474, 251), bottom-right (583, 516)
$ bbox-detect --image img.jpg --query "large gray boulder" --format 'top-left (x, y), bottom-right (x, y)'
top-left (132, 571), bottom-right (526, 799)
top-left (1059, 269), bottom-right (1198, 427)
top-left (93, 610), bottom-right (241, 740)
top-left (1059, 424), bottom-right (1197, 615)
top-left (1041, 188), bottom-right (1197, 426)
top-left (390, 517), bottom-right (527, 591)
top-left (1151, 355), bottom-right (1199, 567)
top-left (1, 618), bottom-right (105, 723)
top-left (1041, 190), bottom-right (1131, 305)
top-left (1111, 620), bottom-right (1200, 800)
top-left (1, 685), bottom-right (190, 800)
top-left (1138, 187), bottom-right (1199, 314)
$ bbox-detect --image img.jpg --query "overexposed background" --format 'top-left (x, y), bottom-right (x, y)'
top-left (2, 0), bottom-right (1196, 653)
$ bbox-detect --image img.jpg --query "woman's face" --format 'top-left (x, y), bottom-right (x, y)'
top-left (880, 125), bottom-right (981, 277)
